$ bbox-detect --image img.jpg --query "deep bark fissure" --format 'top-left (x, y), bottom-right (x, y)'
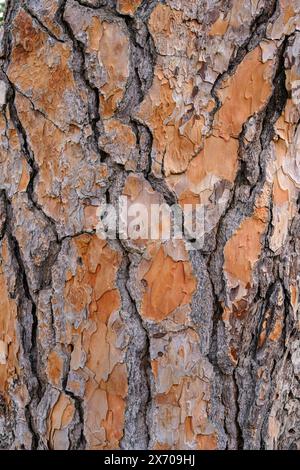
top-left (206, 5), bottom-right (291, 449)
top-left (117, 249), bottom-right (152, 449)
top-left (59, 0), bottom-right (103, 162)
top-left (0, 190), bottom-right (41, 448)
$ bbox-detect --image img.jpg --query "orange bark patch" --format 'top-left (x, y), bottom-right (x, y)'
top-left (96, 289), bottom-right (121, 324)
top-left (100, 363), bottom-right (128, 449)
top-left (209, 16), bottom-right (229, 36)
top-left (268, 99), bottom-right (300, 253)
top-left (48, 393), bottom-right (75, 450)
top-left (224, 207), bottom-right (267, 287)
top-left (137, 71), bottom-right (204, 176)
top-left (72, 236), bottom-right (120, 301)
top-left (166, 134), bottom-right (238, 210)
top-left (183, 135), bottom-right (238, 191)
top-left (46, 351), bottom-right (64, 388)
top-left (269, 318), bottom-right (283, 342)
top-left (8, 10), bottom-right (82, 128)
top-left (273, 174), bottom-right (290, 205)
top-left (150, 327), bottom-right (217, 449)
top-left (258, 319), bottom-right (268, 348)
top-left (18, 158), bottom-right (31, 192)
top-left (83, 205), bottom-right (98, 232)
top-left (214, 46), bottom-right (274, 140)
top-left (148, 4), bottom-right (182, 41)
top-left (290, 285), bottom-right (298, 313)
top-left (122, 173), bottom-right (172, 246)
top-left (61, 234), bottom-right (127, 450)
top-left (0, 242), bottom-right (19, 398)
top-left (123, 173), bottom-right (146, 200)
top-left (95, 19), bottom-right (130, 118)
top-left (102, 393), bottom-right (126, 448)
top-left (84, 364), bottom-right (127, 449)
top-left (201, 135), bottom-right (239, 183)
top-left (196, 433), bottom-right (218, 450)
top-left (14, 92), bottom-right (103, 231)
top-left (141, 247), bottom-right (196, 321)
top-left (117, 0), bottom-right (142, 16)
top-left (84, 385), bottom-right (107, 448)
top-left (177, 190), bottom-right (200, 206)
top-left (155, 383), bottom-right (182, 406)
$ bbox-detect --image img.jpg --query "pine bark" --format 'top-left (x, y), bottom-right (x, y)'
top-left (0, 0), bottom-right (299, 450)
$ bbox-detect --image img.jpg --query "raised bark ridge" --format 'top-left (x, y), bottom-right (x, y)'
top-left (0, 0), bottom-right (299, 450)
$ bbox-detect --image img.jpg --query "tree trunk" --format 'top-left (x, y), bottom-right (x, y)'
top-left (0, 0), bottom-right (299, 450)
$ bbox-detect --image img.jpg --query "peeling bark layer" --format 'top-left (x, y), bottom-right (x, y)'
top-left (0, 0), bottom-right (300, 450)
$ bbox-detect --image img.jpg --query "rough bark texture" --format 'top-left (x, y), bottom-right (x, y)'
top-left (0, 0), bottom-right (300, 450)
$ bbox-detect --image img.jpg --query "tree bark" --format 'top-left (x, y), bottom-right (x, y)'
top-left (0, 0), bottom-right (299, 450)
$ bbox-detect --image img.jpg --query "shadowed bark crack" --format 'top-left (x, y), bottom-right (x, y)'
top-left (207, 5), bottom-right (291, 448)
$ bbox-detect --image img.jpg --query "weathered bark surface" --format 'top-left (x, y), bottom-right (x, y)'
top-left (0, 0), bottom-right (300, 450)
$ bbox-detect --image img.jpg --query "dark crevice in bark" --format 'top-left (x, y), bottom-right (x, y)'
top-left (2, 0), bottom-right (61, 205)
top-left (100, 3), bottom-right (158, 447)
top-left (206, 13), bottom-right (290, 449)
top-left (0, 190), bottom-right (41, 449)
top-left (4, 80), bottom-right (61, 282)
top-left (251, 40), bottom-right (290, 444)
top-left (232, 370), bottom-right (244, 449)
top-left (0, 5), bottom-right (62, 447)
top-left (0, 190), bottom-right (8, 240)
top-left (58, 0), bottom-right (156, 448)
top-left (208, 32), bottom-right (290, 301)
top-left (114, 3), bottom-right (179, 205)
top-left (258, 36), bottom-right (289, 188)
top-left (63, 387), bottom-right (87, 449)
top-left (73, 0), bottom-right (112, 10)
top-left (245, 280), bottom-right (286, 447)
top-left (0, 395), bottom-right (15, 449)
top-left (208, 14), bottom-right (288, 281)
top-left (117, 250), bottom-right (152, 449)
top-left (1, 8), bottom-right (60, 250)
top-left (59, 324), bottom-right (86, 449)
top-left (237, 37), bottom-right (291, 446)
top-left (73, 0), bottom-right (176, 207)
top-left (58, 0), bottom-right (103, 162)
